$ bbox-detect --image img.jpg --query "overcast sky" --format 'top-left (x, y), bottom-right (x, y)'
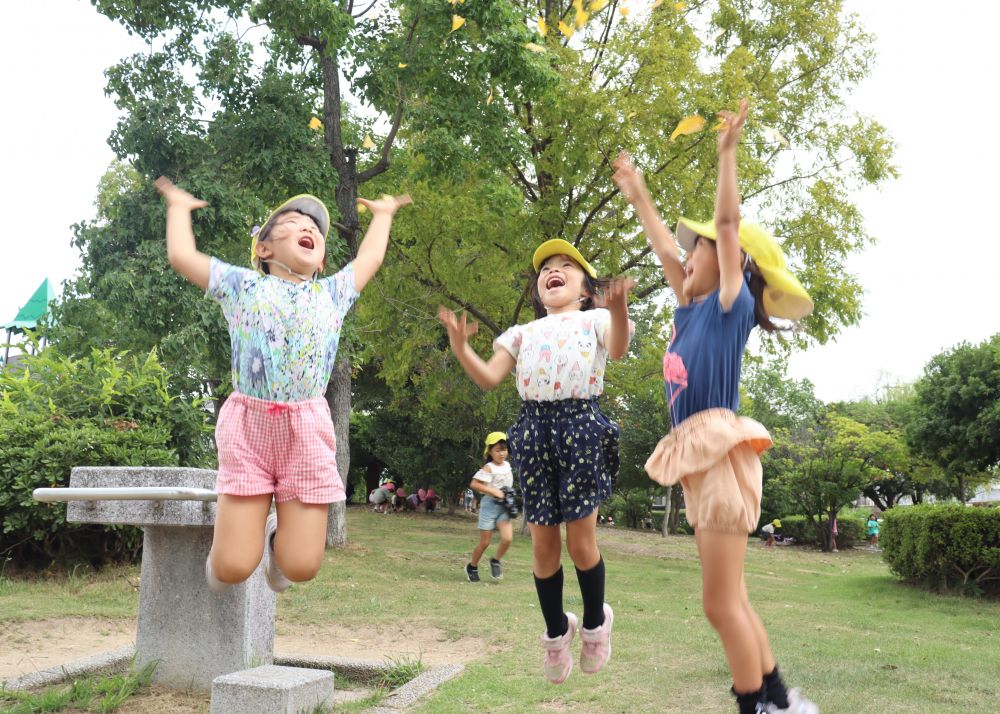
top-left (1, 1), bottom-right (997, 401)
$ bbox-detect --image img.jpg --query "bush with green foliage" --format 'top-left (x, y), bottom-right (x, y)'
top-left (775, 515), bottom-right (865, 549)
top-left (0, 345), bottom-right (212, 566)
top-left (880, 504), bottom-right (1000, 597)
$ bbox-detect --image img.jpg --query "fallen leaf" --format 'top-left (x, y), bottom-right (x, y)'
top-left (537, 16), bottom-right (548, 36)
top-left (451, 15), bottom-right (465, 32)
top-left (524, 42), bottom-right (547, 53)
top-left (362, 134), bottom-right (376, 149)
top-left (558, 20), bottom-right (574, 38)
top-left (308, 116), bottom-right (322, 131)
top-left (627, 111), bottom-right (637, 119)
top-left (670, 114), bottom-right (706, 141)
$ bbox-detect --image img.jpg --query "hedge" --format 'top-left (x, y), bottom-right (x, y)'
top-left (775, 515), bottom-right (865, 549)
top-left (880, 504), bottom-right (1000, 597)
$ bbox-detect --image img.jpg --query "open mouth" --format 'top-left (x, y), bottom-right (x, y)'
top-left (297, 236), bottom-right (315, 250)
top-left (545, 275), bottom-right (565, 290)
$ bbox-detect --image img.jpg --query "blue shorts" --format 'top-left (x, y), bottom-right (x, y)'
top-left (508, 399), bottom-right (619, 526)
top-left (478, 495), bottom-right (510, 530)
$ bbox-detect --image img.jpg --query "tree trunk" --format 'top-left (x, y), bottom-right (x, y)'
top-left (325, 356), bottom-right (352, 547)
top-left (660, 486), bottom-right (671, 538)
top-left (668, 484), bottom-right (682, 534)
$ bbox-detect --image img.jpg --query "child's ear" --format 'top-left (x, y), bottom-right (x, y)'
top-left (256, 241), bottom-right (273, 260)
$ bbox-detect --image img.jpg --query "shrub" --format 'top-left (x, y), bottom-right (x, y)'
top-left (775, 515), bottom-right (865, 549)
top-left (880, 504), bottom-right (1000, 597)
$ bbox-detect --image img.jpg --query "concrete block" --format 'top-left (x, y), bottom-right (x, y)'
top-left (211, 665), bottom-right (334, 714)
top-left (68, 467), bottom-right (218, 527)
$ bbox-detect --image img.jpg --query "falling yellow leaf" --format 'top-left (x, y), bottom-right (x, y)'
top-left (362, 134), bottom-right (376, 150)
top-left (573, 0), bottom-right (584, 11)
top-left (451, 15), bottom-right (465, 32)
top-left (652, 0), bottom-right (664, 7)
top-left (619, 6), bottom-right (630, 17)
top-left (357, 203), bottom-right (367, 214)
top-left (674, 1), bottom-right (687, 9)
top-left (669, 114), bottom-right (706, 141)
top-left (308, 116), bottom-right (323, 131)
top-left (558, 20), bottom-right (574, 38)
top-left (448, 0), bottom-right (464, 4)
top-left (487, 87), bottom-right (494, 104)
top-left (575, 9), bottom-right (590, 27)
top-left (397, 62), bottom-right (408, 68)
top-left (762, 125), bottom-right (790, 147)
top-left (589, 0), bottom-right (608, 11)
top-left (538, 16), bottom-right (548, 36)
top-left (711, 118), bottom-right (725, 131)
top-left (524, 42), bottom-right (547, 52)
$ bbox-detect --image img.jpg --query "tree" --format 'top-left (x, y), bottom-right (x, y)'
top-left (906, 334), bottom-right (1000, 502)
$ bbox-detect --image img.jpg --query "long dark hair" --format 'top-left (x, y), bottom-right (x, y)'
top-left (528, 263), bottom-right (612, 319)
top-left (696, 236), bottom-right (782, 334)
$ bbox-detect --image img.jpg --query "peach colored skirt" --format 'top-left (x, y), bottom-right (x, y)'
top-left (645, 409), bottom-right (772, 534)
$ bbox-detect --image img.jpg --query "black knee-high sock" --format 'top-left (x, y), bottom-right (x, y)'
top-left (576, 557), bottom-right (606, 630)
top-left (732, 685), bottom-right (766, 714)
top-left (533, 567), bottom-right (567, 638)
top-left (764, 665), bottom-right (789, 708)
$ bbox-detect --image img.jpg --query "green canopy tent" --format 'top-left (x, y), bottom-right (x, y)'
top-left (3, 278), bottom-right (55, 367)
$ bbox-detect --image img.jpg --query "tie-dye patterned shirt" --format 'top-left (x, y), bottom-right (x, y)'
top-left (494, 308), bottom-right (632, 401)
top-left (206, 258), bottom-right (358, 402)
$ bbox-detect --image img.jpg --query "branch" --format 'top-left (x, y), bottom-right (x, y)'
top-left (742, 159), bottom-right (846, 201)
top-left (358, 99), bottom-right (405, 182)
top-left (352, 0), bottom-right (378, 18)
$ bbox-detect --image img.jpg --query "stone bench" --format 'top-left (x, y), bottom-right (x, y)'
top-left (211, 665), bottom-right (334, 714)
top-left (35, 466), bottom-right (276, 692)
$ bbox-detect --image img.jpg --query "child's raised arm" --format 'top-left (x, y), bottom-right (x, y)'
top-left (612, 153), bottom-right (688, 306)
top-left (353, 194), bottom-right (413, 292)
top-left (155, 177), bottom-right (211, 290)
top-left (596, 277), bottom-right (636, 360)
top-left (714, 98), bottom-right (749, 312)
top-left (437, 306), bottom-right (515, 390)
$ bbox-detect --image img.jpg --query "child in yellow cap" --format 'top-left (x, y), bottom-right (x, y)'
top-left (155, 177), bottom-right (410, 596)
top-left (464, 432), bottom-right (515, 583)
top-left (438, 238), bottom-right (634, 684)
top-left (613, 100), bottom-right (818, 714)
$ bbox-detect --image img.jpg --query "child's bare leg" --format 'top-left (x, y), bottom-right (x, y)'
top-left (740, 574), bottom-right (776, 675)
top-left (696, 529), bottom-right (764, 693)
top-left (211, 494), bottom-right (272, 583)
top-left (273, 500), bottom-right (329, 582)
top-left (565, 511), bottom-right (600, 569)
top-left (529, 523), bottom-right (562, 576)
top-left (494, 520), bottom-right (513, 560)
top-left (470, 529), bottom-right (493, 566)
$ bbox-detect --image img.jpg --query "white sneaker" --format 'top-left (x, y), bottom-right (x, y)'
top-left (205, 553), bottom-right (232, 594)
top-left (262, 512), bottom-right (292, 593)
top-left (768, 688), bottom-right (819, 714)
top-left (540, 612), bottom-right (578, 684)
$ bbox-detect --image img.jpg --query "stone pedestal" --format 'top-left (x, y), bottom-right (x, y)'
top-left (67, 467), bottom-right (276, 692)
top-left (211, 665), bottom-right (335, 714)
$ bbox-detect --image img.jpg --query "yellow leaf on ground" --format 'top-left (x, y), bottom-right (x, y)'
top-left (538, 17), bottom-right (548, 36)
top-left (524, 42), bottom-right (547, 53)
top-left (451, 15), bottom-right (465, 32)
top-left (669, 114), bottom-right (706, 141)
top-left (627, 111), bottom-right (638, 119)
top-left (308, 117), bottom-right (323, 131)
top-left (558, 20), bottom-right (574, 38)
top-left (575, 9), bottom-right (589, 27)
top-left (362, 134), bottom-right (376, 150)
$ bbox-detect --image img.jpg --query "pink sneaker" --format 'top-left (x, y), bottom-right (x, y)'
top-left (580, 603), bottom-right (614, 674)
top-left (768, 689), bottom-right (819, 714)
top-left (540, 612), bottom-right (578, 684)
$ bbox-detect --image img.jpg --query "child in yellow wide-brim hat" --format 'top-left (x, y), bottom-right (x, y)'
top-left (612, 100), bottom-right (818, 714)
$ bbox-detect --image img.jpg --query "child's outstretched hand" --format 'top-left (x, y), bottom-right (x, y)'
top-left (611, 151), bottom-right (646, 205)
top-left (154, 177), bottom-right (208, 211)
top-left (358, 194), bottom-right (413, 216)
top-left (437, 305), bottom-right (479, 349)
top-left (594, 277), bottom-right (636, 311)
top-left (716, 98), bottom-right (749, 153)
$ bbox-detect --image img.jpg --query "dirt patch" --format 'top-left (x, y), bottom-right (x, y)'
top-left (275, 621), bottom-right (494, 666)
top-left (1, 617), bottom-right (491, 682)
top-left (0, 617), bottom-right (134, 681)
top-left (116, 685), bottom-right (210, 714)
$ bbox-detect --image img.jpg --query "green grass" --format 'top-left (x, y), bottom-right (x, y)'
top-left (2, 509), bottom-right (998, 713)
top-left (0, 660), bottom-right (155, 713)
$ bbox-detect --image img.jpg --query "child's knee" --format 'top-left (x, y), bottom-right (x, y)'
top-left (276, 550), bottom-right (324, 582)
top-left (212, 551), bottom-right (260, 584)
top-left (566, 539), bottom-right (597, 566)
top-left (702, 595), bottom-right (741, 628)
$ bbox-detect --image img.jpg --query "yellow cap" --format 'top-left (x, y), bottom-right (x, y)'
top-left (250, 194), bottom-right (331, 273)
top-left (772, 518), bottom-right (782, 528)
top-left (675, 218), bottom-right (813, 321)
top-left (531, 239), bottom-right (597, 279)
top-left (484, 431), bottom-right (508, 456)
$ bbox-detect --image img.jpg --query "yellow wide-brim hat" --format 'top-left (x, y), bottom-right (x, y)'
top-left (531, 239), bottom-right (597, 279)
top-left (250, 194), bottom-right (331, 272)
top-left (675, 217), bottom-right (813, 321)
top-left (483, 431), bottom-right (508, 456)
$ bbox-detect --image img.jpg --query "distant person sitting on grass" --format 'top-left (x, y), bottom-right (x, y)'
top-left (867, 513), bottom-right (880, 549)
top-left (369, 483), bottom-right (395, 513)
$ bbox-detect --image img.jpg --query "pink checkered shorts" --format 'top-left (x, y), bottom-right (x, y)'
top-left (215, 392), bottom-right (345, 504)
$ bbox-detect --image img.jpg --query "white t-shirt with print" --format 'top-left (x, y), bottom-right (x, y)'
top-left (473, 461), bottom-right (514, 490)
top-left (494, 308), bottom-right (631, 401)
